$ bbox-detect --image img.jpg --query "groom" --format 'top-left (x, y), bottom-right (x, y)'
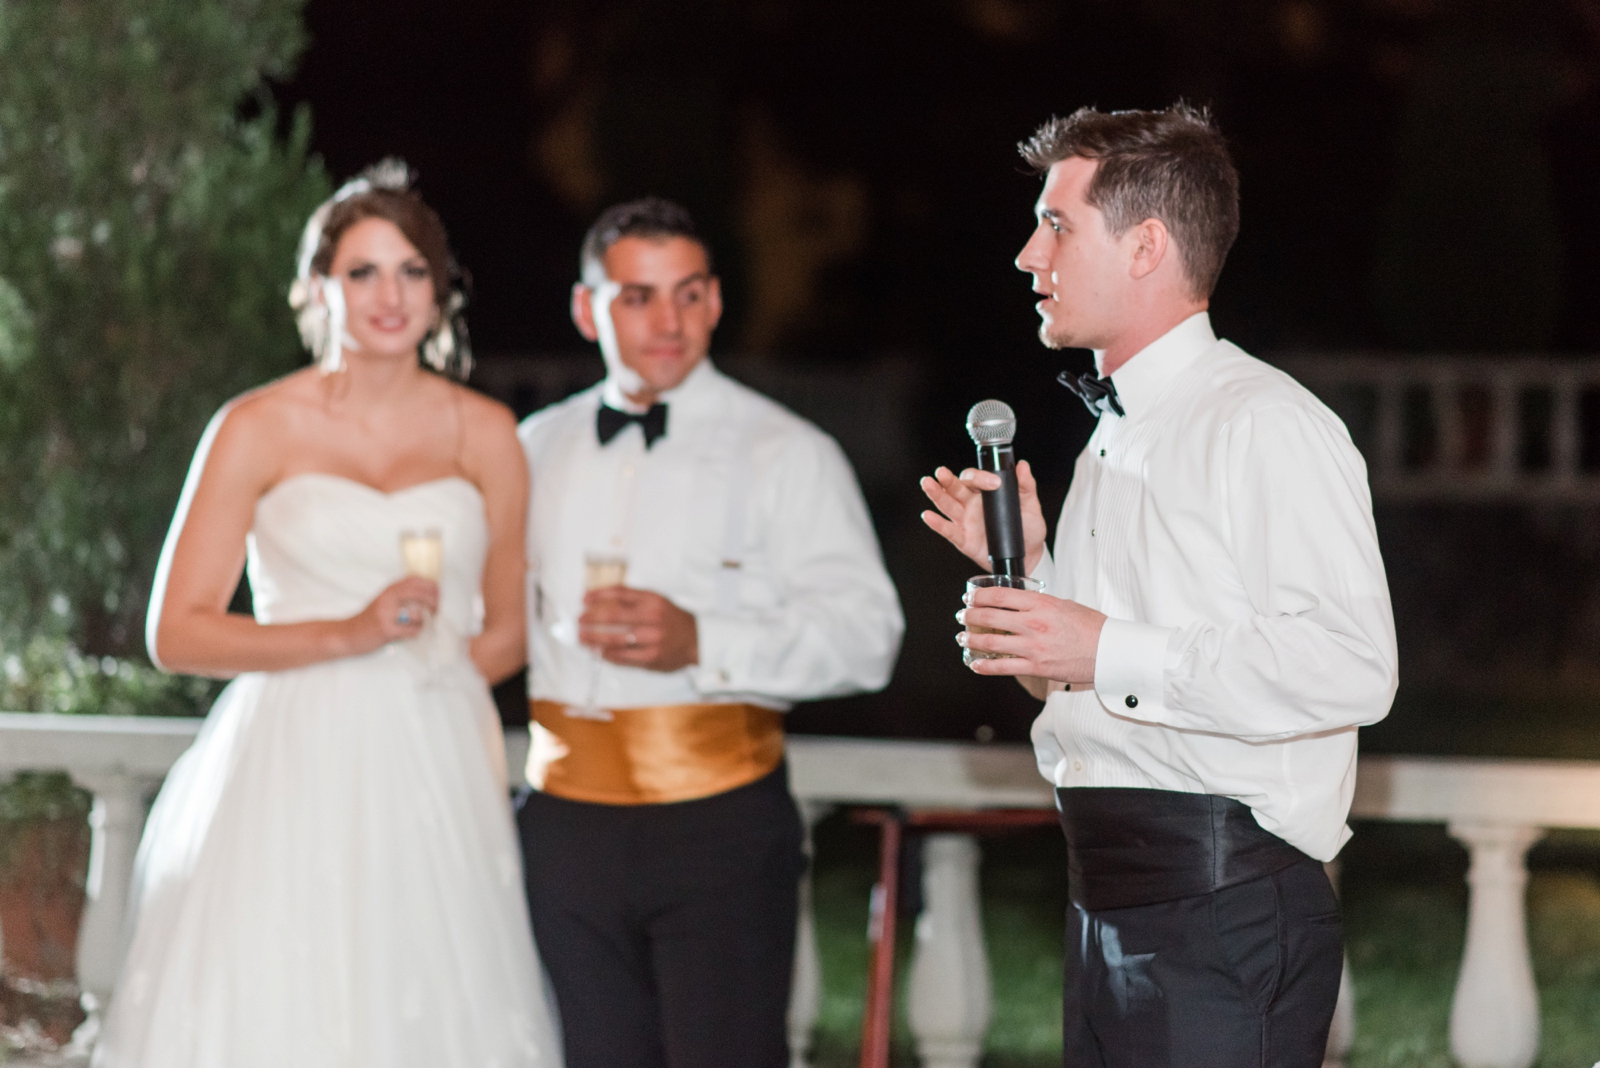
top-left (516, 197), bottom-right (904, 1068)
top-left (921, 105), bottom-right (1397, 1065)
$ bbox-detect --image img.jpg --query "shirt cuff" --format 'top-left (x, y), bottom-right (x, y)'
top-left (691, 612), bottom-right (743, 694)
top-left (1094, 618), bottom-right (1177, 720)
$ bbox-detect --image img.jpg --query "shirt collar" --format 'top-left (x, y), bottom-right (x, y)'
top-left (601, 356), bottom-right (717, 416)
top-left (1102, 311), bottom-right (1216, 420)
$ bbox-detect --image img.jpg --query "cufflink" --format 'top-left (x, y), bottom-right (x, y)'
top-left (1125, 694), bottom-right (1138, 709)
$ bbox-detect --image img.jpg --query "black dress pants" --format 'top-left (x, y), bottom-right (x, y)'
top-left (518, 763), bottom-right (805, 1068)
top-left (1063, 853), bottom-right (1343, 1068)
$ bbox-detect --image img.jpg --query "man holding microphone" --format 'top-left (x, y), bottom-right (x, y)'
top-left (921, 104), bottom-right (1397, 1066)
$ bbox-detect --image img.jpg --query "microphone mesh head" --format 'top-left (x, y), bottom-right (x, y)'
top-left (966, 399), bottom-right (1016, 446)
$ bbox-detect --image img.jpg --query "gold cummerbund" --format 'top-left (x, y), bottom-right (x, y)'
top-left (529, 699), bottom-right (785, 806)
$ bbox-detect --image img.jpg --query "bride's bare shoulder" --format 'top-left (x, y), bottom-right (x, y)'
top-left (441, 378), bottom-right (523, 490)
top-left (444, 376), bottom-right (517, 437)
top-left (196, 369), bottom-right (322, 469)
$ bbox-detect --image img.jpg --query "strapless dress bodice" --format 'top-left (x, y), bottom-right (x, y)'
top-left (246, 473), bottom-right (488, 633)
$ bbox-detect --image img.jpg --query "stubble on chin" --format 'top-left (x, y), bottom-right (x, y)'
top-left (1037, 318), bottom-right (1074, 351)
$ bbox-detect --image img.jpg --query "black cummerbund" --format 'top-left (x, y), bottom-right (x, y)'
top-left (1056, 787), bottom-right (1308, 911)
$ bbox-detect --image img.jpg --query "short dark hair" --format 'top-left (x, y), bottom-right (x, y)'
top-left (579, 197), bottom-right (711, 282)
top-left (1019, 104), bottom-right (1239, 298)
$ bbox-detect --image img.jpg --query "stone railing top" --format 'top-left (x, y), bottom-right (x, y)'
top-left (8, 715), bottom-right (1600, 830)
top-left (0, 712), bottom-right (200, 779)
top-left (1351, 753), bottom-right (1600, 829)
top-left (786, 735), bottom-right (1051, 809)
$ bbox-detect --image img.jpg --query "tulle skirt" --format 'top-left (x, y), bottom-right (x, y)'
top-left (93, 646), bottom-right (562, 1068)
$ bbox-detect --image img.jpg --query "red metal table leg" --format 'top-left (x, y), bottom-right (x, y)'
top-left (858, 811), bottom-right (902, 1068)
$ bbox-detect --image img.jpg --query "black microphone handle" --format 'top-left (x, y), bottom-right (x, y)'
top-left (977, 443), bottom-right (1027, 582)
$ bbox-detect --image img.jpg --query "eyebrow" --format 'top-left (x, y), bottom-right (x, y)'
top-left (344, 255), bottom-right (429, 269)
top-left (619, 273), bottom-right (710, 295)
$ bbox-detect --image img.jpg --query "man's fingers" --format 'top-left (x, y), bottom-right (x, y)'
top-left (585, 622), bottom-right (660, 646)
top-left (958, 467), bottom-right (1002, 492)
top-left (601, 646), bottom-right (656, 665)
top-left (584, 586), bottom-right (635, 608)
top-left (967, 653), bottom-right (1035, 677)
top-left (600, 636), bottom-right (664, 665)
top-left (1016, 458), bottom-right (1038, 497)
top-left (933, 467), bottom-right (978, 500)
top-left (959, 619), bottom-right (1032, 655)
top-left (920, 509), bottom-right (964, 546)
top-left (966, 586), bottom-right (1042, 611)
top-left (920, 474), bottom-right (971, 516)
top-left (960, 606), bottom-right (1036, 635)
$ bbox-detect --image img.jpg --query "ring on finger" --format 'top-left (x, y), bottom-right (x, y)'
top-left (397, 607), bottom-right (414, 627)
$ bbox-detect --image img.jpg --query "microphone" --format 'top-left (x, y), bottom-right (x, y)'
top-left (966, 400), bottom-right (1026, 583)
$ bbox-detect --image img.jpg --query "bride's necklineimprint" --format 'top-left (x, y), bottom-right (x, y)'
top-left (262, 470), bottom-right (481, 503)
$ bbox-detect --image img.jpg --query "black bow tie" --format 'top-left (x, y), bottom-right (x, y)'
top-left (596, 402), bottom-right (668, 448)
top-left (1058, 370), bottom-right (1125, 417)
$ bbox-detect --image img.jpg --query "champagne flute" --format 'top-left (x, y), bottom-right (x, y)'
top-left (400, 528), bottom-right (443, 676)
top-left (578, 552), bottom-right (628, 719)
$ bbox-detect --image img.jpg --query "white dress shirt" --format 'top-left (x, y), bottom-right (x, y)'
top-left (1032, 312), bottom-right (1398, 861)
top-left (519, 358), bottom-right (904, 712)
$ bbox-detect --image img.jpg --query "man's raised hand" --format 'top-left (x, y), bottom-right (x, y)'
top-left (919, 459), bottom-right (1048, 573)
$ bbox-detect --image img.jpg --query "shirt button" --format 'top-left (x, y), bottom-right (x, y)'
top-left (1099, 449), bottom-right (1106, 457)
top-left (1125, 694), bottom-right (1139, 709)
top-left (1072, 760), bottom-right (1083, 772)
top-left (1090, 529), bottom-right (1095, 537)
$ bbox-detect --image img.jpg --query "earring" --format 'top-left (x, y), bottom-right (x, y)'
top-left (421, 292), bottom-right (471, 378)
top-left (421, 318), bottom-right (452, 374)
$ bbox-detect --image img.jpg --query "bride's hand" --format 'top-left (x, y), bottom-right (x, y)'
top-left (347, 577), bottom-right (439, 654)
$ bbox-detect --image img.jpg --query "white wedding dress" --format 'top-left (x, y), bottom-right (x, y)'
top-left (94, 473), bottom-right (563, 1068)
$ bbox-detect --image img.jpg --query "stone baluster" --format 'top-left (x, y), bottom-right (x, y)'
top-left (70, 771), bottom-right (153, 1046)
top-left (787, 801), bottom-right (831, 1068)
top-left (906, 833), bottom-right (990, 1068)
top-left (1323, 859), bottom-right (1355, 1068)
top-left (1447, 821), bottom-right (1545, 1068)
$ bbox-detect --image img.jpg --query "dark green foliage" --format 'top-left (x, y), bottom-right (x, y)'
top-left (0, 0), bottom-right (330, 680)
top-left (1, 633), bottom-right (215, 717)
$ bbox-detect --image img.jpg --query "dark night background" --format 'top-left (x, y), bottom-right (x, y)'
top-left (273, 0), bottom-right (1600, 747)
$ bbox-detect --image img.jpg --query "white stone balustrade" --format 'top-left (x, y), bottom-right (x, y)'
top-left (0, 712), bottom-right (200, 1037)
top-left (905, 834), bottom-right (990, 1068)
top-left (1349, 755), bottom-right (1600, 1068)
top-left (1276, 355), bottom-right (1600, 503)
top-left (6, 717), bottom-right (1600, 1068)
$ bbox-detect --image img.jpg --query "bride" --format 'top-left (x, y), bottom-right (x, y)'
top-left (93, 163), bottom-right (563, 1067)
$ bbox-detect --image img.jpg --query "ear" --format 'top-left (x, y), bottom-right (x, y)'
top-left (705, 276), bottom-right (724, 332)
top-left (1127, 218), bottom-right (1170, 282)
top-left (571, 283), bottom-right (600, 342)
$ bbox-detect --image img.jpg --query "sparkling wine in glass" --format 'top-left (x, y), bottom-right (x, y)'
top-left (584, 554), bottom-right (628, 593)
top-left (577, 553), bottom-right (628, 719)
top-left (401, 529), bottom-right (444, 582)
top-left (400, 528), bottom-right (443, 674)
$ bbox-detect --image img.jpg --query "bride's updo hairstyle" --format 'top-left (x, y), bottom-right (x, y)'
top-left (288, 160), bottom-right (473, 379)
